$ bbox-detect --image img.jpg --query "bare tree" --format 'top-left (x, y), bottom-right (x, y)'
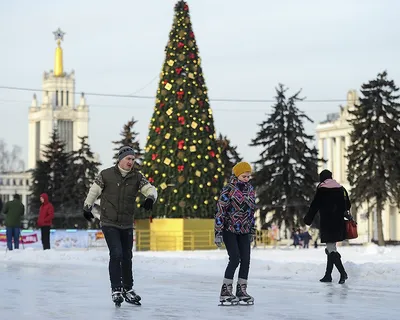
top-left (0, 139), bottom-right (25, 172)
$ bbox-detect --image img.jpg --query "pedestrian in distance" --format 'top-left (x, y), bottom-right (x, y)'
top-left (215, 161), bottom-right (256, 305)
top-left (37, 193), bottom-right (54, 250)
top-left (3, 194), bottom-right (24, 250)
top-left (304, 169), bottom-right (353, 284)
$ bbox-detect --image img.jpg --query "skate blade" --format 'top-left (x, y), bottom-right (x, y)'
top-left (126, 300), bottom-right (142, 306)
top-left (218, 301), bottom-right (239, 306)
top-left (239, 300), bottom-right (254, 306)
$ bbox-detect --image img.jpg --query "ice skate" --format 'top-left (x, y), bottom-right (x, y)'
top-left (219, 279), bottom-right (239, 306)
top-left (111, 288), bottom-right (124, 307)
top-left (236, 279), bottom-right (254, 305)
top-left (123, 288), bottom-right (142, 306)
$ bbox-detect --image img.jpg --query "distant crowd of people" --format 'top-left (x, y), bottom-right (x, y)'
top-left (291, 227), bottom-right (318, 249)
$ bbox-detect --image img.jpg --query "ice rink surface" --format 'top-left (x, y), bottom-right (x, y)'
top-left (1, 244), bottom-right (399, 320)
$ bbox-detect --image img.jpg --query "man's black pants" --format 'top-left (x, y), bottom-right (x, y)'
top-left (102, 226), bottom-right (134, 290)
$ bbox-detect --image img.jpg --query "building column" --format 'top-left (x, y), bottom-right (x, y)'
top-left (335, 136), bottom-right (342, 182)
top-left (326, 137), bottom-right (333, 172)
top-left (28, 120), bottom-right (36, 170)
top-left (344, 136), bottom-right (351, 182)
top-left (317, 136), bottom-right (324, 173)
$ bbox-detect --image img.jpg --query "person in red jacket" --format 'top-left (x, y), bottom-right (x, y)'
top-left (37, 193), bottom-right (54, 250)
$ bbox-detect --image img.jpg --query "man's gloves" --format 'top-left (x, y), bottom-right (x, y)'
top-left (214, 235), bottom-right (223, 248)
top-left (142, 198), bottom-right (154, 211)
top-left (83, 206), bottom-right (94, 222)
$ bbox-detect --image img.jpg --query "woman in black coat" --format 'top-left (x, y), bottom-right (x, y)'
top-left (304, 170), bottom-right (352, 284)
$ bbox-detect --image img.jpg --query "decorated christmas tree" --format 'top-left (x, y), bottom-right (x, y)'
top-left (140, 0), bottom-right (224, 218)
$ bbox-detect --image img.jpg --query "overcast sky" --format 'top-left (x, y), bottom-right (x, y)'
top-left (1, 0), bottom-right (399, 170)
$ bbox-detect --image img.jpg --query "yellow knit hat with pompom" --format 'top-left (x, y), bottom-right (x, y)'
top-left (232, 162), bottom-right (252, 177)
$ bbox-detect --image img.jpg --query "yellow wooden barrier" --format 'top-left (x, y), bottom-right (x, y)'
top-left (134, 219), bottom-right (273, 251)
top-left (135, 229), bottom-right (215, 251)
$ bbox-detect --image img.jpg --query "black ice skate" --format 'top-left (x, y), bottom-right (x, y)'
top-left (219, 279), bottom-right (239, 306)
top-left (123, 288), bottom-right (142, 306)
top-left (112, 288), bottom-right (124, 307)
top-left (236, 279), bottom-right (254, 305)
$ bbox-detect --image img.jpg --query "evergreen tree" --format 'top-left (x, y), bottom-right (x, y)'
top-left (41, 129), bottom-right (70, 212)
top-left (64, 136), bottom-right (102, 212)
top-left (112, 117), bottom-right (142, 163)
top-left (140, 0), bottom-right (224, 218)
top-left (29, 160), bottom-right (51, 214)
top-left (347, 71), bottom-right (400, 246)
top-left (250, 84), bottom-right (319, 229)
top-left (216, 133), bottom-right (242, 183)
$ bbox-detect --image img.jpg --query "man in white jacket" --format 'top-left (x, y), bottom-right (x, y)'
top-left (83, 146), bottom-right (158, 306)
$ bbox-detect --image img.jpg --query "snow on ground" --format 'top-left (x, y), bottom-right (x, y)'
top-left (0, 244), bottom-right (399, 319)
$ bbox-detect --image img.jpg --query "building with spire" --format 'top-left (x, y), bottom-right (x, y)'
top-left (0, 29), bottom-right (90, 217)
top-left (28, 28), bottom-right (89, 170)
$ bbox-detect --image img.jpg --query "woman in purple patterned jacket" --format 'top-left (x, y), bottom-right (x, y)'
top-left (215, 161), bottom-right (256, 305)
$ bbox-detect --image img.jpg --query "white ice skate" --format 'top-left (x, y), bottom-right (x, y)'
top-left (219, 281), bottom-right (239, 306)
top-left (236, 279), bottom-right (254, 305)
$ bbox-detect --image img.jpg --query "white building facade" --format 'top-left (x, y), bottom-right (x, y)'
top-left (0, 172), bottom-right (32, 209)
top-left (316, 90), bottom-right (400, 242)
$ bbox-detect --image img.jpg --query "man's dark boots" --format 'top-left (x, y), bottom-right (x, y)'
top-left (331, 251), bottom-right (348, 284)
top-left (320, 249), bottom-right (333, 282)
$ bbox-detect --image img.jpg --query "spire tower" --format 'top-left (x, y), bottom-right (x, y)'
top-left (28, 28), bottom-right (89, 169)
top-left (53, 28), bottom-right (65, 77)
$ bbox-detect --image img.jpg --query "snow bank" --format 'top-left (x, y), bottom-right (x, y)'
top-left (1, 244), bottom-right (399, 287)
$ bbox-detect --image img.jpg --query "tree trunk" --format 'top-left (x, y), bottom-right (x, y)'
top-left (376, 200), bottom-right (385, 246)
